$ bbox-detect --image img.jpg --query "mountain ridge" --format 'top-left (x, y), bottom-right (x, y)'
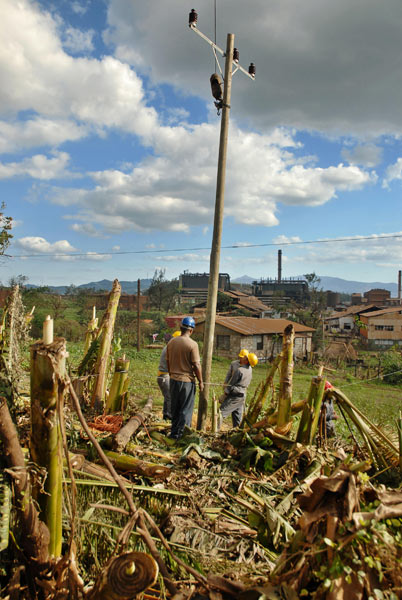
top-left (25, 275), bottom-right (399, 295)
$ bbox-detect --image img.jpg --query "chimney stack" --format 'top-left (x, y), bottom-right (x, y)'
top-left (398, 270), bottom-right (401, 303)
top-left (278, 249), bottom-right (282, 283)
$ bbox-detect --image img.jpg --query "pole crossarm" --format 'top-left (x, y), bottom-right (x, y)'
top-left (189, 23), bottom-right (255, 81)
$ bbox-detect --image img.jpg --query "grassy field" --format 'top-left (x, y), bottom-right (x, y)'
top-left (67, 342), bottom-right (402, 439)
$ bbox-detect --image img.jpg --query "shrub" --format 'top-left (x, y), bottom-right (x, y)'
top-left (381, 347), bottom-right (402, 385)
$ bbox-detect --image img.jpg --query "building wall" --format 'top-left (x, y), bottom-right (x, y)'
top-left (364, 289), bottom-right (390, 303)
top-left (194, 322), bottom-right (312, 359)
top-left (360, 312), bottom-right (402, 346)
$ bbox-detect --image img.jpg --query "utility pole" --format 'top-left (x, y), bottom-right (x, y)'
top-left (188, 10), bottom-right (255, 430)
top-left (197, 33), bottom-right (234, 430)
top-left (137, 278), bottom-right (141, 352)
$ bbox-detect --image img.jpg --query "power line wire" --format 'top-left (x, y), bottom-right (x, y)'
top-left (9, 232), bottom-right (402, 260)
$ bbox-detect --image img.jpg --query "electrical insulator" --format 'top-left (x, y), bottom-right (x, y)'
top-left (189, 9), bottom-right (198, 26)
top-left (248, 62), bottom-right (256, 77)
top-left (233, 48), bottom-right (239, 63)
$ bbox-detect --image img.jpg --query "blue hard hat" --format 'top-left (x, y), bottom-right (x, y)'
top-left (181, 316), bottom-right (195, 329)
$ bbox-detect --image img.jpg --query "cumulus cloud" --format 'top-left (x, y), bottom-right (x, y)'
top-left (0, 0), bottom-right (158, 146)
top-left (0, 118), bottom-right (87, 153)
top-left (0, 152), bottom-right (71, 180)
top-left (13, 236), bottom-right (111, 262)
top-left (47, 124), bottom-right (374, 232)
top-left (15, 236), bottom-right (77, 254)
top-left (105, 0), bottom-right (402, 137)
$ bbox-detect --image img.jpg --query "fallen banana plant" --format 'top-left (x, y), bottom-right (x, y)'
top-left (332, 387), bottom-right (400, 469)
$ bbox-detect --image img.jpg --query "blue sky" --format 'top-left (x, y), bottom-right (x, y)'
top-left (2, 0), bottom-right (402, 287)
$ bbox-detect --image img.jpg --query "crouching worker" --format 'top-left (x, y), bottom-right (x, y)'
top-left (321, 381), bottom-right (339, 438)
top-left (219, 349), bottom-right (258, 429)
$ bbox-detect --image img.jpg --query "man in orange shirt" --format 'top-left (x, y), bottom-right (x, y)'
top-left (166, 317), bottom-right (204, 440)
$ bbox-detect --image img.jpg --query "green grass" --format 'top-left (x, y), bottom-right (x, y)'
top-left (66, 342), bottom-right (401, 437)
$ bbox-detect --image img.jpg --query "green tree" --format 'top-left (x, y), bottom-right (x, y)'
top-left (381, 347), bottom-right (402, 385)
top-left (0, 204), bottom-right (12, 257)
top-left (146, 269), bottom-right (178, 312)
top-left (216, 291), bottom-right (235, 312)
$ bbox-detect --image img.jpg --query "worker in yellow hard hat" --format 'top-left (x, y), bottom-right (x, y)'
top-left (219, 350), bottom-right (258, 429)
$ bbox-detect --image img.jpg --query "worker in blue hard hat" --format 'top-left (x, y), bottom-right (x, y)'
top-left (219, 349), bottom-right (258, 429)
top-left (166, 317), bottom-right (203, 440)
top-left (157, 331), bottom-right (181, 421)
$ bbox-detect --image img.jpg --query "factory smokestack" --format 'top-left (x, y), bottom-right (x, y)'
top-left (398, 270), bottom-right (401, 303)
top-left (278, 249), bottom-right (282, 283)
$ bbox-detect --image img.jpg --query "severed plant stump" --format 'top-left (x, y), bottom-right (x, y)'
top-left (86, 551), bottom-right (158, 600)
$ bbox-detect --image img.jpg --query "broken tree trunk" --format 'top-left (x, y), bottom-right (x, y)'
top-left (244, 354), bottom-right (281, 426)
top-left (113, 396), bottom-right (153, 452)
top-left (86, 551), bottom-right (158, 600)
top-left (277, 325), bottom-right (294, 428)
top-left (83, 305), bottom-right (98, 356)
top-left (0, 398), bottom-right (50, 567)
top-left (91, 279), bottom-right (122, 411)
top-left (105, 355), bottom-right (130, 414)
top-left (296, 375), bottom-right (325, 444)
top-left (30, 337), bottom-right (67, 557)
top-left (104, 450), bottom-right (171, 480)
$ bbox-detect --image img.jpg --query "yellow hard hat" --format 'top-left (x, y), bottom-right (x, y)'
top-left (238, 348), bottom-right (249, 358)
top-left (248, 353), bottom-right (258, 367)
top-left (172, 330), bottom-right (181, 337)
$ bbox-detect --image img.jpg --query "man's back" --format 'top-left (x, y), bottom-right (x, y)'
top-left (167, 335), bottom-right (200, 382)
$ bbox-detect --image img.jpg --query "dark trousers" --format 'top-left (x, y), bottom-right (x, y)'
top-left (157, 374), bottom-right (171, 420)
top-left (169, 379), bottom-right (196, 439)
top-left (219, 395), bottom-right (245, 429)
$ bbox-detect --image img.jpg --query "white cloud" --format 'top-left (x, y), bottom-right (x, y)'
top-left (0, 0), bottom-right (158, 149)
top-left (13, 236), bottom-right (112, 262)
top-left (0, 152), bottom-right (71, 180)
top-left (47, 125), bottom-right (374, 232)
top-left (286, 232), bottom-right (402, 267)
top-left (62, 26), bottom-right (94, 54)
top-left (383, 158), bottom-right (402, 188)
top-left (71, 2), bottom-right (89, 16)
top-left (71, 223), bottom-right (104, 237)
top-left (272, 235), bottom-right (303, 244)
top-left (0, 118), bottom-right (87, 153)
top-left (155, 253), bottom-right (210, 262)
top-left (341, 144), bottom-right (382, 167)
top-left (15, 236), bottom-right (77, 254)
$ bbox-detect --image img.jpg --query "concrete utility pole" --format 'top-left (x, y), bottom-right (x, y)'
top-left (197, 33), bottom-right (234, 430)
top-left (188, 10), bottom-right (255, 430)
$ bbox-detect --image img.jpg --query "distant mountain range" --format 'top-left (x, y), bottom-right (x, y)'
top-left (231, 275), bottom-right (399, 295)
top-left (26, 279), bottom-right (153, 294)
top-left (25, 275), bottom-right (399, 296)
